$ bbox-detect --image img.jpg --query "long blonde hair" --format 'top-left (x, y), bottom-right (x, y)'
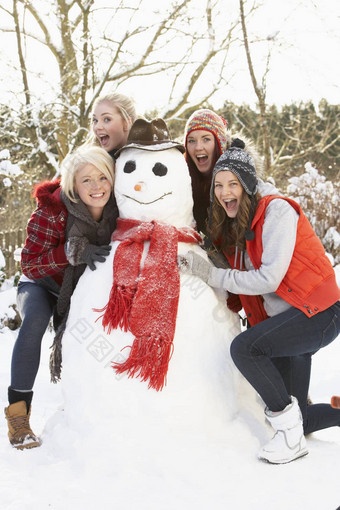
top-left (85, 93), bottom-right (137, 146)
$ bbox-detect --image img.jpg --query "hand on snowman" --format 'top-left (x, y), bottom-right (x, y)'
top-left (178, 250), bottom-right (229, 290)
top-left (177, 250), bottom-right (212, 283)
top-left (66, 236), bottom-right (111, 271)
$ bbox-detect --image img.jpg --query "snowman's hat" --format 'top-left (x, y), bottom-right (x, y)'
top-left (116, 118), bottom-right (185, 156)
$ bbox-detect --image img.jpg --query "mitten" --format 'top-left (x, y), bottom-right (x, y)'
top-left (226, 293), bottom-right (242, 313)
top-left (82, 243), bottom-right (112, 270)
top-left (178, 251), bottom-right (230, 289)
top-left (177, 250), bottom-right (212, 283)
top-left (66, 236), bottom-right (111, 271)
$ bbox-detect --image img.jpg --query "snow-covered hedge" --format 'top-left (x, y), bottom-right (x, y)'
top-left (288, 162), bottom-right (340, 264)
top-left (0, 276), bottom-right (21, 331)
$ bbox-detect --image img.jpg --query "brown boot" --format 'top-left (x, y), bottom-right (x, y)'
top-left (331, 396), bottom-right (340, 409)
top-left (4, 401), bottom-right (41, 450)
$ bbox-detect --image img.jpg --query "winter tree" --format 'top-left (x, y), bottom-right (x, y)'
top-left (287, 162), bottom-right (340, 264)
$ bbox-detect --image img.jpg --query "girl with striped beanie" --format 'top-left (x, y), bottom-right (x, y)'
top-left (184, 109), bottom-right (229, 234)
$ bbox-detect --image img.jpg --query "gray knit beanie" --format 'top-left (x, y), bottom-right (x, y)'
top-left (209, 139), bottom-right (258, 240)
top-left (210, 138), bottom-right (257, 202)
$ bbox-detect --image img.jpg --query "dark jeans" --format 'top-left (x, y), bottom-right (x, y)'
top-left (10, 281), bottom-right (58, 390)
top-left (230, 301), bottom-right (340, 435)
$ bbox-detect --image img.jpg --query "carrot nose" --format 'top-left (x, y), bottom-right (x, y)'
top-left (134, 183), bottom-right (142, 191)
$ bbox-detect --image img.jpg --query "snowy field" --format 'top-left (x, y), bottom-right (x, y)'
top-left (0, 268), bottom-right (340, 510)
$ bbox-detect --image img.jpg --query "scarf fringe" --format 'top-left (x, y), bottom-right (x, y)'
top-left (49, 328), bottom-right (63, 383)
top-left (96, 219), bottom-right (201, 391)
top-left (49, 307), bottom-right (70, 383)
top-left (112, 334), bottom-right (174, 392)
top-left (95, 285), bottom-right (134, 333)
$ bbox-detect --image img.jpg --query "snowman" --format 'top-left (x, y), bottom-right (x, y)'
top-left (50, 119), bottom-right (249, 453)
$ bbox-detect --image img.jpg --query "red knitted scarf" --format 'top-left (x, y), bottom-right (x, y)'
top-left (96, 218), bottom-right (201, 391)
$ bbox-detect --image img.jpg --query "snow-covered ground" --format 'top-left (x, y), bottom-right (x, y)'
top-left (0, 267), bottom-right (339, 510)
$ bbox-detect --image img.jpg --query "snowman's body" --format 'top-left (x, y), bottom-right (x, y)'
top-left (57, 145), bottom-right (244, 445)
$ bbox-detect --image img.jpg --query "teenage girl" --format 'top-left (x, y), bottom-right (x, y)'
top-left (178, 139), bottom-right (340, 464)
top-left (5, 92), bottom-right (137, 449)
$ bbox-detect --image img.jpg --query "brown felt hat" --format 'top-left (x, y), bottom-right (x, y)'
top-left (115, 118), bottom-right (185, 156)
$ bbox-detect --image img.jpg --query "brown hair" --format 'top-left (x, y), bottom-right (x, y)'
top-left (185, 137), bottom-right (222, 234)
top-left (208, 189), bottom-right (261, 254)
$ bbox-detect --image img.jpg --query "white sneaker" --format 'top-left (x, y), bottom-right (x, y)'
top-left (258, 396), bottom-right (308, 464)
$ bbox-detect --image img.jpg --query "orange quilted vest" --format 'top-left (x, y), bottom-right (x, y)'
top-left (224, 195), bottom-right (340, 326)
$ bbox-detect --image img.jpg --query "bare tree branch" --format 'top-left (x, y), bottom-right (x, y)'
top-left (239, 0), bottom-right (271, 173)
top-left (12, 0), bottom-right (30, 106)
top-left (1, 0), bottom-right (245, 162)
top-left (17, 0), bottom-right (61, 59)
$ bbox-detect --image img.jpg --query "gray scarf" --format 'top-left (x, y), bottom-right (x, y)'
top-left (50, 191), bottom-right (118, 382)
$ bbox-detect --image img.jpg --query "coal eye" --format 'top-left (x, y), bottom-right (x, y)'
top-left (152, 162), bottom-right (167, 176)
top-left (124, 160), bottom-right (136, 173)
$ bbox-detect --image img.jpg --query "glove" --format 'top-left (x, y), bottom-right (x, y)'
top-left (66, 236), bottom-right (111, 271)
top-left (178, 250), bottom-right (231, 290)
top-left (177, 250), bottom-right (212, 283)
top-left (82, 243), bottom-right (112, 271)
top-left (226, 293), bottom-right (242, 313)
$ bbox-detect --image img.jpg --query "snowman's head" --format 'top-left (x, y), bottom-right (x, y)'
top-left (114, 119), bottom-right (195, 228)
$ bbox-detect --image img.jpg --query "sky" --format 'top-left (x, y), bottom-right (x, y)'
top-left (222, 0), bottom-right (340, 109)
top-left (0, 0), bottom-right (339, 117)
top-left (128, 0), bottom-right (340, 114)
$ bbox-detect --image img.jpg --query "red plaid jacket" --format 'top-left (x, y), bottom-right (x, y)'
top-left (21, 179), bottom-right (69, 286)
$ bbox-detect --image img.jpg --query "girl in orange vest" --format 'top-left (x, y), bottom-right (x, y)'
top-left (178, 139), bottom-right (340, 465)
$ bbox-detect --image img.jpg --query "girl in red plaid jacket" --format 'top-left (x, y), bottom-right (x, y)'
top-left (5, 93), bottom-right (137, 450)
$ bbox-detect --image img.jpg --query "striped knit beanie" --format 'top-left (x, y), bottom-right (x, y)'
top-left (185, 109), bottom-right (228, 153)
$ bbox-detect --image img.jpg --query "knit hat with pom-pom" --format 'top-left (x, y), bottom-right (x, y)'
top-left (184, 109), bottom-right (228, 153)
top-left (210, 138), bottom-right (258, 240)
top-left (211, 138), bottom-right (257, 198)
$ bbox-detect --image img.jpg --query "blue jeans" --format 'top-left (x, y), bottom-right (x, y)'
top-left (230, 301), bottom-right (340, 435)
top-left (10, 281), bottom-right (58, 390)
